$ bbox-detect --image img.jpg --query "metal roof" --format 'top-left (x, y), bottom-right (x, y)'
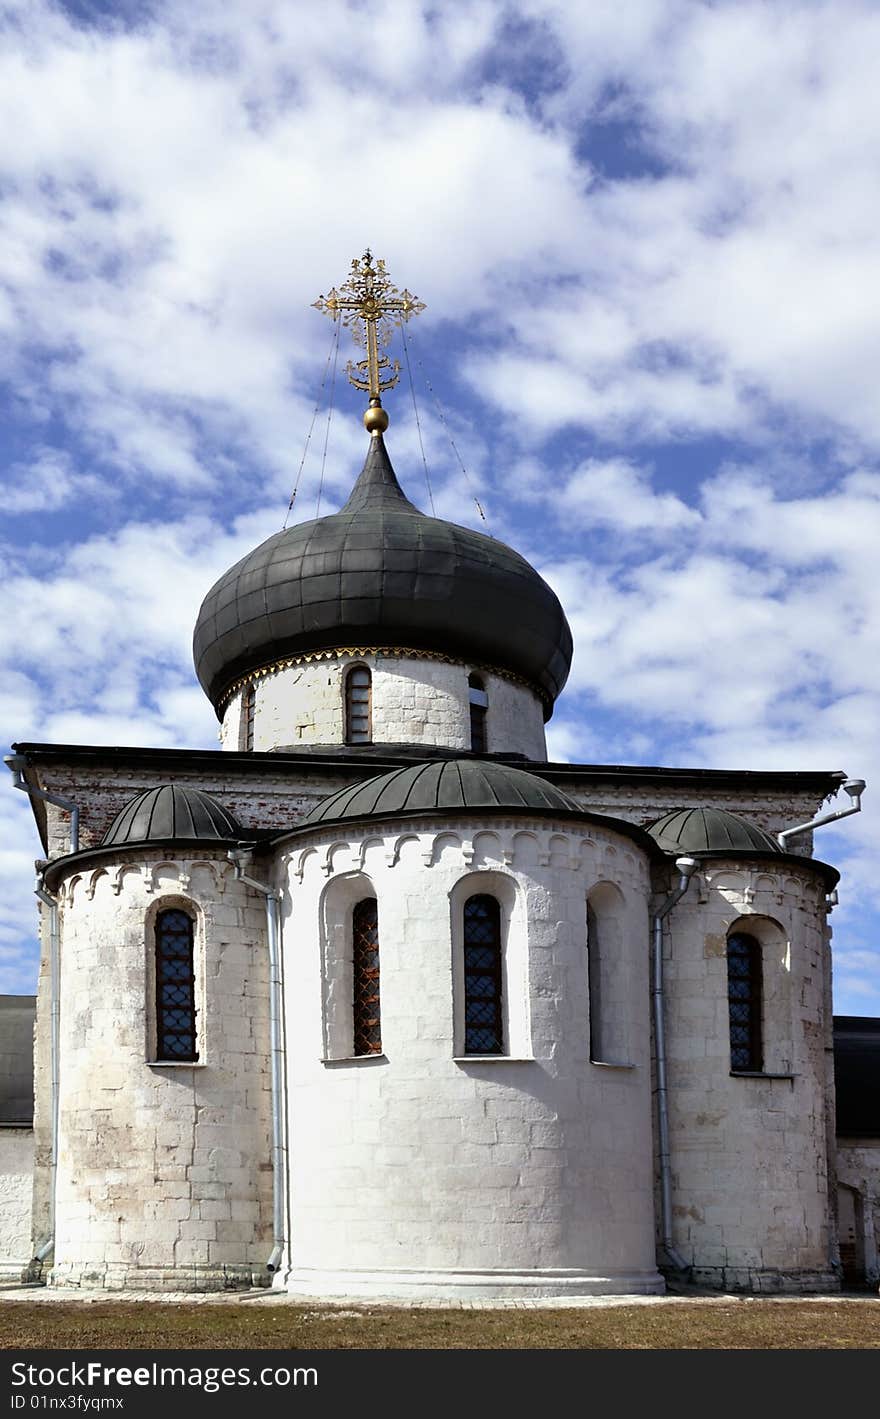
top-left (0, 995), bottom-right (35, 1126)
top-left (302, 757), bottom-right (585, 825)
top-left (647, 806), bottom-right (783, 855)
top-left (102, 784), bottom-right (244, 846)
top-left (192, 435), bottom-right (573, 716)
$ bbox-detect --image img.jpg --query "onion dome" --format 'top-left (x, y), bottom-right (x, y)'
top-left (300, 758), bottom-right (582, 827)
top-left (647, 807), bottom-right (782, 856)
top-left (193, 435), bottom-right (572, 719)
top-left (102, 785), bottom-right (243, 846)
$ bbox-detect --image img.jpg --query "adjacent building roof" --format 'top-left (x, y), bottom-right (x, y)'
top-left (192, 435), bottom-right (573, 717)
top-left (0, 995), bottom-right (35, 1126)
top-left (834, 1017), bottom-right (880, 1137)
top-left (102, 784), bottom-right (244, 846)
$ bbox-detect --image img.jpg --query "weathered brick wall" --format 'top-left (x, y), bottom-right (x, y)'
top-left (26, 762), bottom-right (831, 865)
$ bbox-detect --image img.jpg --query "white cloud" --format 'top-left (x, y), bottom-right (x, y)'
top-left (558, 458), bottom-right (700, 533)
top-left (0, 0), bottom-right (878, 1010)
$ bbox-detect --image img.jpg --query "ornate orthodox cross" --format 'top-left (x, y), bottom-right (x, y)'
top-left (313, 251), bottom-right (425, 432)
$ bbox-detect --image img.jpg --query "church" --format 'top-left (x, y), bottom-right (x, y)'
top-left (1, 255), bottom-right (877, 1298)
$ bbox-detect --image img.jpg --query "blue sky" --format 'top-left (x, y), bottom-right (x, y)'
top-left (0, 0), bottom-right (878, 1013)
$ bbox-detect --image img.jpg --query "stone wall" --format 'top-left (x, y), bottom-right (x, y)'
top-left (0, 1129), bottom-right (33, 1277)
top-left (281, 814), bottom-right (662, 1299)
top-left (48, 851), bottom-right (273, 1290)
top-left (219, 653), bottom-right (548, 760)
top-left (836, 1142), bottom-right (880, 1285)
top-left (661, 859), bottom-right (838, 1291)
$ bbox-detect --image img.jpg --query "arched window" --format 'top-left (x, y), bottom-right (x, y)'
top-left (345, 665), bottom-right (372, 744)
top-left (241, 682), bottom-right (256, 751)
top-left (463, 894), bottom-right (503, 1054)
top-left (155, 909), bottom-right (198, 1061)
top-left (468, 673), bottom-right (488, 753)
top-left (727, 931), bottom-right (763, 1072)
top-left (352, 897), bottom-right (381, 1055)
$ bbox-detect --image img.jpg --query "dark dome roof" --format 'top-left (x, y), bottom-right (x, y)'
top-left (193, 436), bottom-right (572, 716)
top-left (647, 807), bottom-right (782, 856)
top-left (102, 784), bottom-right (244, 846)
top-left (301, 758), bottom-right (582, 826)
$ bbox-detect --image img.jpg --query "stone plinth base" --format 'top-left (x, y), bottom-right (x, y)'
top-left (686, 1266), bottom-right (840, 1294)
top-left (47, 1263), bottom-right (270, 1292)
top-left (285, 1267), bottom-right (666, 1301)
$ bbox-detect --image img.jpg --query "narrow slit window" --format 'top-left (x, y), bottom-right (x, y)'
top-left (352, 897), bottom-right (381, 1055)
top-left (727, 931), bottom-right (763, 1072)
top-left (345, 665), bottom-right (372, 744)
top-left (587, 901), bottom-right (603, 1062)
top-left (468, 673), bottom-right (488, 753)
top-left (242, 682), bottom-right (256, 751)
top-left (463, 894), bottom-right (503, 1054)
top-left (155, 909), bottom-right (198, 1061)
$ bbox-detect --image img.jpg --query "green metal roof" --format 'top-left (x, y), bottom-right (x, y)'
top-left (300, 758), bottom-right (582, 826)
top-left (647, 806), bottom-right (782, 856)
top-left (102, 784), bottom-right (243, 846)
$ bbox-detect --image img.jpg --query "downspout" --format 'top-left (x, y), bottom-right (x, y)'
top-left (777, 778), bottom-right (865, 848)
top-left (5, 754), bottom-right (80, 855)
top-left (227, 850), bottom-right (286, 1276)
top-left (652, 855), bottom-right (698, 1275)
top-left (33, 873), bottom-right (60, 1270)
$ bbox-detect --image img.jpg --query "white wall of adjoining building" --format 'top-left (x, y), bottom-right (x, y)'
top-left (50, 852), bottom-right (273, 1291)
top-left (661, 860), bottom-right (838, 1291)
top-left (0, 1129), bottom-right (33, 1277)
top-left (219, 654), bottom-right (547, 760)
top-left (281, 815), bottom-right (661, 1299)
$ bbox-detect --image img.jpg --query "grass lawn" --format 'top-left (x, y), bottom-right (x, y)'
top-left (1, 1298), bottom-right (879, 1349)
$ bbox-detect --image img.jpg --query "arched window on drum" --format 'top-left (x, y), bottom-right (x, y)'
top-left (345, 665), bottom-right (372, 744)
top-left (468, 674), bottom-right (488, 753)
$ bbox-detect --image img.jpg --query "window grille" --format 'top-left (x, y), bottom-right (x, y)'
top-left (155, 908), bottom-right (198, 1061)
top-left (345, 665), bottom-right (372, 744)
top-left (463, 894), bottom-right (503, 1053)
top-left (352, 897), bottom-right (381, 1055)
top-left (468, 674), bottom-right (488, 753)
top-left (727, 931), bottom-right (763, 1071)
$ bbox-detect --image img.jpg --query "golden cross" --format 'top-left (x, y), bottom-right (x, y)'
top-left (313, 251), bottom-right (425, 432)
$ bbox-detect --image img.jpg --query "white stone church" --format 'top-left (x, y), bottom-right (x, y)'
top-left (1, 266), bottom-right (878, 1296)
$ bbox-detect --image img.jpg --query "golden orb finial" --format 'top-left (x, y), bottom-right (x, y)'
top-left (363, 398), bottom-right (389, 436)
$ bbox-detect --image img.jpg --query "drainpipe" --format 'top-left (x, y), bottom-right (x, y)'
top-left (32, 872), bottom-right (60, 1271)
top-left (5, 754), bottom-right (80, 854)
top-left (652, 855), bottom-right (698, 1275)
top-left (227, 849), bottom-right (286, 1276)
top-left (777, 778), bottom-right (865, 848)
